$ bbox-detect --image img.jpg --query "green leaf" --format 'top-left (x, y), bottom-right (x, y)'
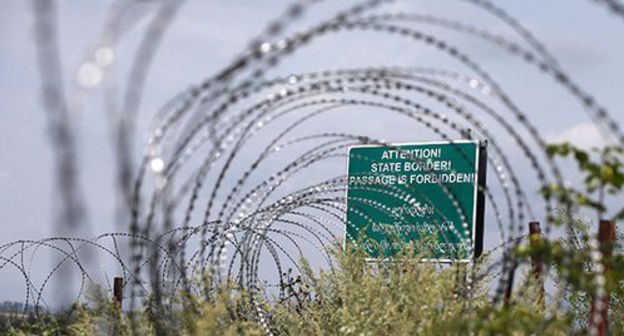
top-left (545, 143), bottom-right (570, 157)
top-left (572, 149), bottom-right (589, 167)
top-left (600, 165), bottom-right (615, 182)
top-left (612, 171), bottom-right (624, 189)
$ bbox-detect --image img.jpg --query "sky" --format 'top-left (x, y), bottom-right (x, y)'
top-left (1, 0), bottom-right (623, 304)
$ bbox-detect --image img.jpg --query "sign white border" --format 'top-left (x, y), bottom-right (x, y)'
top-left (344, 139), bottom-right (482, 263)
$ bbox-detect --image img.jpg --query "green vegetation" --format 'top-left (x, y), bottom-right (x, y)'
top-left (1, 242), bottom-right (622, 335)
top-left (543, 143), bottom-right (624, 221)
top-left (0, 249), bottom-right (569, 335)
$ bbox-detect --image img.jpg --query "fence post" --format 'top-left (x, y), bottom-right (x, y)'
top-left (503, 259), bottom-right (517, 307)
top-left (528, 221), bottom-right (545, 309)
top-left (589, 220), bottom-right (616, 336)
top-left (113, 277), bottom-right (124, 307)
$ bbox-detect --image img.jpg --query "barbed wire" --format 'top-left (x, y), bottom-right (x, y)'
top-left (4, 0), bottom-right (623, 334)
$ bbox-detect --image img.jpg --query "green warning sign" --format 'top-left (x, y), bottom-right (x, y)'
top-left (346, 140), bottom-right (485, 261)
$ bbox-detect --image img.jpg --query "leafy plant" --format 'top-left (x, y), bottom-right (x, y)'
top-left (544, 143), bottom-right (624, 221)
